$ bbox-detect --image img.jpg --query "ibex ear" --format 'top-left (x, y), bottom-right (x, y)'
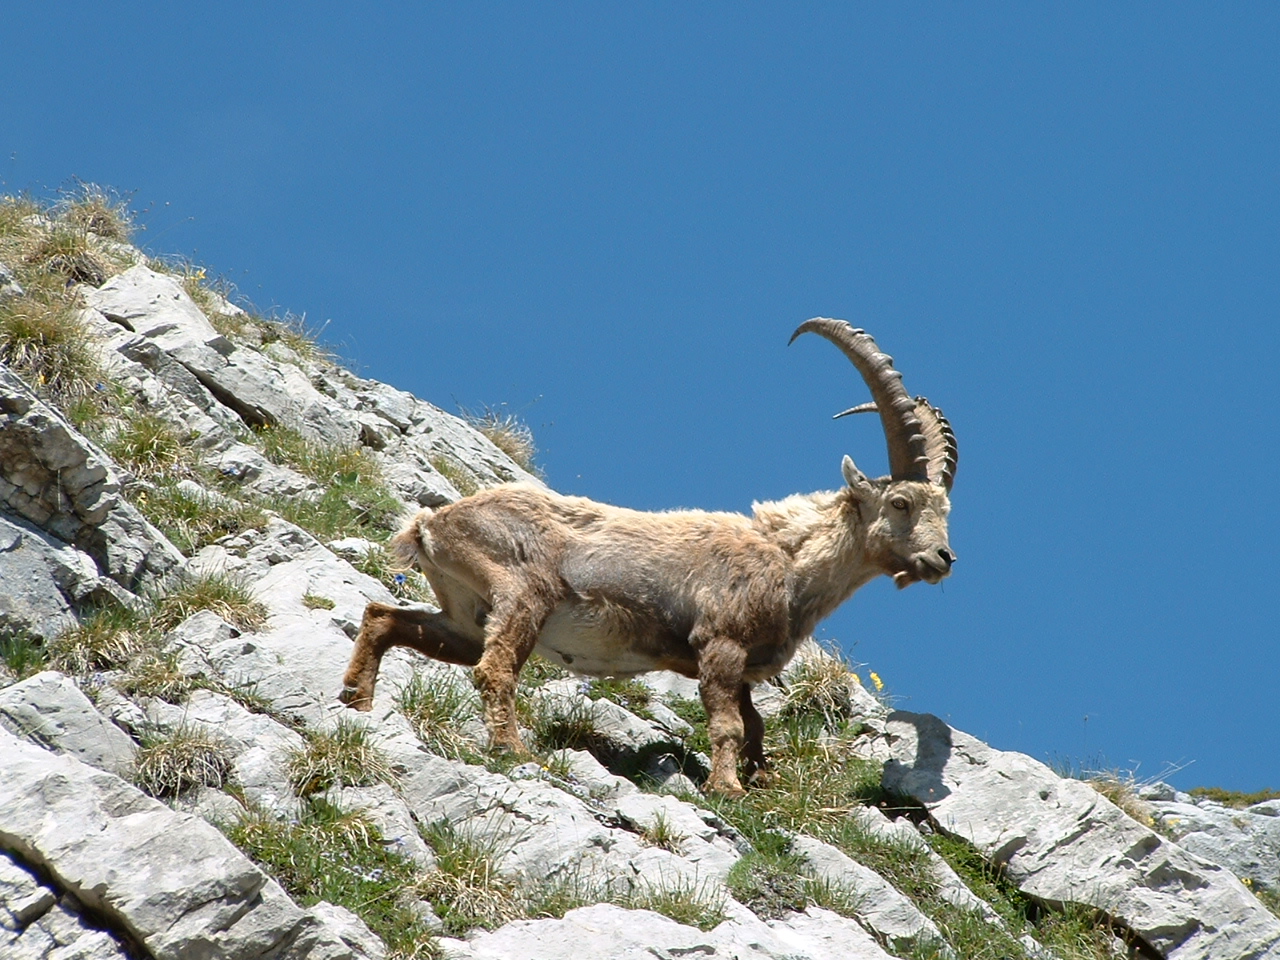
top-left (841, 455), bottom-right (874, 497)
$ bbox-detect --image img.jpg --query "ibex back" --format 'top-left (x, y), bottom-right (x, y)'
top-left (341, 318), bottom-right (957, 796)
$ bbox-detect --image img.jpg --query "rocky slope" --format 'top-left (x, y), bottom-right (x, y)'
top-left (1, 195), bottom-right (1278, 960)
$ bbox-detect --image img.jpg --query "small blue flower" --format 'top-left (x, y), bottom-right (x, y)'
top-left (394, 573), bottom-right (407, 585)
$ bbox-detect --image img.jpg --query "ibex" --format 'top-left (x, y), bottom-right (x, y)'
top-left (341, 319), bottom-right (957, 796)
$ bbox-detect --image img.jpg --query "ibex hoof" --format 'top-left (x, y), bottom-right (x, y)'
top-left (338, 684), bottom-right (372, 711)
top-left (703, 778), bottom-right (747, 800)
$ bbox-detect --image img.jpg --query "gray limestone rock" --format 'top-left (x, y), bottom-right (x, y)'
top-left (787, 833), bottom-right (946, 953)
top-left (0, 363), bottom-right (182, 591)
top-left (0, 727), bottom-right (375, 960)
top-left (0, 671), bottom-right (137, 776)
top-left (437, 901), bottom-right (896, 960)
top-left (0, 261), bottom-right (23, 299)
top-left (84, 264), bottom-right (225, 355)
top-left (1149, 795), bottom-right (1280, 892)
top-left (882, 710), bottom-right (1280, 960)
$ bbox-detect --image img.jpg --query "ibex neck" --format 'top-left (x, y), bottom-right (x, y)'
top-left (751, 488), bottom-right (875, 636)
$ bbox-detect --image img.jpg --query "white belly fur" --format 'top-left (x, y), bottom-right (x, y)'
top-left (532, 603), bottom-right (666, 677)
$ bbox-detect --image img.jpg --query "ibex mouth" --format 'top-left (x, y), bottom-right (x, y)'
top-left (893, 556), bottom-right (950, 588)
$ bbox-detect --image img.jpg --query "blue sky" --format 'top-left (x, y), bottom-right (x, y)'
top-left (5, 4), bottom-right (1277, 791)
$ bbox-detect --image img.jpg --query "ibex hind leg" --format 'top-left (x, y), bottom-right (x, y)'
top-left (697, 640), bottom-right (750, 798)
top-left (471, 592), bottom-right (558, 756)
top-left (739, 683), bottom-right (771, 787)
top-left (340, 602), bottom-right (483, 711)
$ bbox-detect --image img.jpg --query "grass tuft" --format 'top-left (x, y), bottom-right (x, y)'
top-left (1188, 785), bottom-right (1280, 808)
top-left (396, 670), bottom-right (483, 761)
top-left (117, 651), bottom-right (196, 702)
top-left (418, 821), bottom-right (525, 935)
top-left (133, 480), bottom-right (268, 556)
top-left (227, 799), bottom-right (437, 959)
top-left (56, 182), bottom-right (134, 242)
top-left (302, 593), bottom-right (335, 610)
top-left (779, 646), bottom-right (864, 731)
top-left (47, 604), bottom-right (151, 674)
top-left (615, 879), bottom-right (727, 931)
top-left (150, 571), bottom-right (269, 633)
top-left (134, 725), bottom-right (234, 797)
top-left (102, 412), bottom-right (193, 479)
top-left (0, 294), bottom-right (103, 403)
top-left (288, 718), bottom-right (397, 795)
top-left (0, 630), bottom-right (49, 680)
top-left (464, 404), bottom-right (540, 476)
top-left (428, 453), bottom-right (480, 497)
top-left (587, 677), bottom-right (654, 720)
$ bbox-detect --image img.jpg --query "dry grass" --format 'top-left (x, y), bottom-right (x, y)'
top-left (464, 405), bottom-right (540, 476)
top-left (150, 570), bottom-right (269, 633)
top-left (287, 718), bottom-right (398, 795)
top-left (134, 725), bottom-right (234, 797)
top-left (0, 293), bottom-right (103, 403)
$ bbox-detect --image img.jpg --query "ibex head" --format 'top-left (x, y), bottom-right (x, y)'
top-left (792, 318), bottom-right (958, 589)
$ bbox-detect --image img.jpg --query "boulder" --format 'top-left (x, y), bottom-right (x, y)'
top-left (0, 727), bottom-right (376, 960)
top-left (882, 710), bottom-right (1280, 960)
top-left (436, 901), bottom-right (896, 960)
top-left (1149, 795), bottom-right (1280, 893)
top-left (0, 671), bottom-right (137, 777)
top-left (0, 363), bottom-right (183, 591)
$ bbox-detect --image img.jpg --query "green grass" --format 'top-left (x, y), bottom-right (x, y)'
top-left (587, 677), bottom-right (655, 720)
top-left (133, 480), bottom-right (268, 556)
top-left (428, 453), bottom-right (480, 497)
top-left (726, 846), bottom-right (864, 921)
top-left (526, 691), bottom-right (600, 755)
top-left (227, 799), bottom-right (437, 959)
top-left (396, 670), bottom-right (483, 761)
top-left (47, 604), bottom-right (152, 674)
top-left (150, 570), bottom-right (269, 633)
top-left (253, 428), bottom-right (405, 542)
top-left (1188, 785), bottom-right (1280, 808)
top-left (133, 724), bottom-right (234, 797)
top-left (302, 593), bottom-right (336, 610)
top-left (102, 412), bottom-right (193, 479)
top-left (287, 718), bottom-right (398, 795)
top-left (615, 879), bottom-right (727, 930)
top-left (418, 820), bottom-right (525, 935)
top-left (117, 651), bottom-right (196, 702)
top-left (0, 291), bottom-right (104, 403)
top-left (0, 630), bottom-right (49, 680)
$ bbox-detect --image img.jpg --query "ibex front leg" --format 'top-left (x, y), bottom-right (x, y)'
top-left (472, 592), bottom-right (556, 756)
top-left (696, 639), bottom-right (750, 798)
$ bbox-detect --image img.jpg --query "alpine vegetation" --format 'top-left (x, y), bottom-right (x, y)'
top-left (2, 190), bottom-right (1278, 960)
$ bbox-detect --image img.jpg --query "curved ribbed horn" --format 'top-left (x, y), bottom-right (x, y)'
top-left (789, 318), bottom-right (930, 482)
top-left (913, 398), bottom-right (957, 491)
top-left (830, 398), bottom-right (957, 491)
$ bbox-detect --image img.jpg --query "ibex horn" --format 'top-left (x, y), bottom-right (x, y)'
top-left (790, 318), bottom-right (955, 488)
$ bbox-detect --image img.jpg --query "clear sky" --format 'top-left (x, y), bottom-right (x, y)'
top-left (4, 4), bottom-right (1277, 791)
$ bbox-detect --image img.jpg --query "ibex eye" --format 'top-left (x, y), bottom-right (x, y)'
top-left (892, 498), bottom-right (909, 511)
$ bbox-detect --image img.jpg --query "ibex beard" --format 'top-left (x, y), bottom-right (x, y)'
top-left (341, 319), bottom-right (957, 797)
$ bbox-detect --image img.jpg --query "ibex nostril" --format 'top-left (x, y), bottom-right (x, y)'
top-left (938, 548), bottom-right (955, 567)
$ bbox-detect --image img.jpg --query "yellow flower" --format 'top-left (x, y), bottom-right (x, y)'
top-left (193, 267), bottom-right (206, 281)
top-left (851, 673), bottom-right (862, 687)
top-left (870, 672), bottom-right (884, 692)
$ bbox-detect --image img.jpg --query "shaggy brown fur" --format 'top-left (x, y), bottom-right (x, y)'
top-left (341, 462), bottom-right (953, 797)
